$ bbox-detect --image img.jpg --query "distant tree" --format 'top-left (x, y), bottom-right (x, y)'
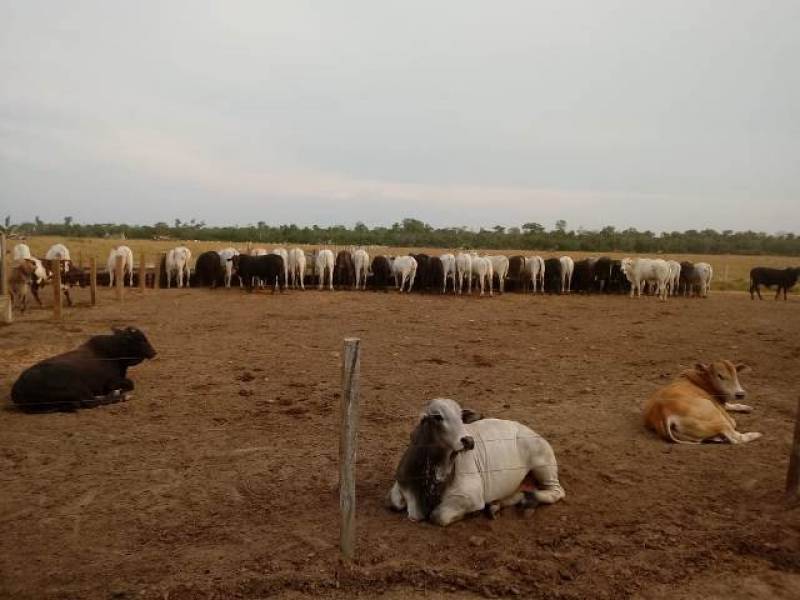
top-left (64, 216), bottom-right (73, 227)
top-left (554, 219), bottom-right (567, 233)
top-left (522, 222), bottom-right (544, 233)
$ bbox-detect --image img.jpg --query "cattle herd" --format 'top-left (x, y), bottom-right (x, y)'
top-left (6, 242), bottom-right (800, 313)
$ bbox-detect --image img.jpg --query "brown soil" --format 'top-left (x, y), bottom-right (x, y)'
top-left (1, 287), bottom-right (799, 599)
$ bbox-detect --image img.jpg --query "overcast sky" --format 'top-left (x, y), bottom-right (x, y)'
top-left (1, 1), bottom-right (798, 232)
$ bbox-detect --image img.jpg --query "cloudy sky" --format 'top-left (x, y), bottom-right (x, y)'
top-left (1, 1), bottom-right (798, 232)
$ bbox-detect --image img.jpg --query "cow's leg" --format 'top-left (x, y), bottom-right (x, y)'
top-left (386, 482), bottom-right (406, 511)
top-left (724, 402), bottom-right (754, 413)
top-left (720, 429), bottom-right (763, 444)
top-left (63, 286), bottom-right (73, 306)
top-left (775, 286), bottom-right (782, 301)
top-left (430, 496), bottom-right (474, 527)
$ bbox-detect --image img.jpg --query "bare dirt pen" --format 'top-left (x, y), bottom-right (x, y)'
top-left (1, 286), bottom-right (800, 599)
top-left (15, 235), bottom-right (800, 293)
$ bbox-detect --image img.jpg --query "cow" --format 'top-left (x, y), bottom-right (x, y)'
top-left (45, 244), bottom-right (71, 272)
top-left (163, 246), bottom-right (192, 288)
top-left (523, 256), bottom-right (545, 293)
top-left (353, 249), bottom-right (370, 290)
top-left (559, 256), bottom-right (574, 293)
top-left (410, 254), bottom-right (430, 293)
top-left (9, 259), bottom-right (38, 313)
top-left (193, 251), bottom-right (225, 287)
top-left (288, 248), bottom-right (307, 290)
top-left (665, 260), bottom-right (681, 296)
top-left (106, 245), bottom-right (135, 287)
top-left (334, 250), bottom-right (356, 289)
top-left (316, 249), bottom-right (335, 291)
top-left (426, 256), bottom-right (445, 294)
top-left (12, 243), bottom-right (32, 261)
top-left (680, 261), bottom-right (712, 297)
top-left (621, 258), bottom-right (670, 300)
top-left (643, 361), bottom-right (760, 444)
top-left (369, 255), bottom-right (393, 291)
top-left (271, 248), bottom-right (290, 287)
top-left (231, 254), bottom-right (284, 293)
top-left (570, 258), bottom-right (595, 293)
top-left (11, 326), bottom-right (156, 413)
top-left (507, 255), bottom-right (525, 293)
top-left (750, 267), bottom-right (800, 301)
top-left (470, 255), bottom-right (494, 296)
top-left (387, 398), bottom-right (565, 526)
top-left (455, 252), bottom-right (473, 294)
top-left (440, 253), bottom-right (457, 293)
top-left (487, 255), bottom-right (510, 293)
top-left (218, 248), bottom-right (240, 288)
top-left (391, 256), bottom-right (417, 293)
top-left (543, 258), bottom-right (562, 293)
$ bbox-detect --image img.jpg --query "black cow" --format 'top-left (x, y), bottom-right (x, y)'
top-left (570, 259), bottom-right (595, 293)
top-left (543, 258), bottom-right (562, 293)
top-left (678, 261), bottom-right (696, 296)
top-left (334, 251), bottom-right (355, 289)
top-left (193, 251), bottom-right (226, 288)
top-left (750, 267), bottom-right (800, 301)
top-left (231, 254), bottom-right (284, 293)
top-left (11, 326), bottom-right (157, 413)
top-left (411, 254), bottom-right (430, 293)
top-left (507, 255), bottom-right (525, 292)
top-left (369, 255), bottom-right (393, 291)
top-left (426, 256), bottom-right (445, 293)
top-left (606, 259), bottom-right (629, 294)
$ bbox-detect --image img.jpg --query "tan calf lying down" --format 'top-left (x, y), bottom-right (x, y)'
top-left (644, 360), bottom-right (762, 444)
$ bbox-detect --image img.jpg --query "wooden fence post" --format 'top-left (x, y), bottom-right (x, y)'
top-left (139, 252), bottom-right (146, 291)
top-left (52, 259), bottom-right (63, 320)
top-left (787, 398), bottom-right (800, 501)
top-left (340, 337), bottom-right (361, 560)
top-left (154, 253), bottom-right (164, 289)
top-left (0, 233), bottom-right (11, 324)
top-left (115, 255), bottom-right (124, 302)
top-left (90, 258), bottom-right (97, 306)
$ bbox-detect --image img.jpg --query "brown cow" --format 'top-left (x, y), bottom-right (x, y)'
top-left (643, 360), bottom-right (761, 444)
top-left (9, 259), bottom-right (37, 313)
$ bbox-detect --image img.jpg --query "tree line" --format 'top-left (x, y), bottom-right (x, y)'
top-left (2, 215), bottom-right (799, 256)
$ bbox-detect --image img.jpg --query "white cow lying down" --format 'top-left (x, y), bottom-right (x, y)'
top-left (388, 398), bottom-right (565, 526)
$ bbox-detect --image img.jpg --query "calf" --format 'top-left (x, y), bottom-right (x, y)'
top-left (750, 267), bottom-right (800, 301)
top-left (11, 326), bottom-right (156, 412)
top-left (231, 254), bottom-right (285, 293)
top-left (387, 398), bottom-right (565, 526)
top-left (643, 361), bottom-right (760, 444)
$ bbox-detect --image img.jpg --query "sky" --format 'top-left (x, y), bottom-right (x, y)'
top-left (1, 1), bottom-right (798, 233)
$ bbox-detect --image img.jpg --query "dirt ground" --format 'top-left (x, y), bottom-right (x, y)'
top-left (1, 286), bottom-right (799, 599)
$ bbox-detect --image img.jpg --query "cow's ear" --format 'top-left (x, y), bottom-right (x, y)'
top-left (461, 408), bottom-right (483, 424)
top-left (694, 362), bottom-right (709, 373)
top-left (734, 363), bottom-right (751, 374)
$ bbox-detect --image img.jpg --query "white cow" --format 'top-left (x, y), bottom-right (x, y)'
top-left (559, 256), bottom-right (575, 293)
top-left (391, 255), bottom-right (417, 293)
top-left (666, 260), bottom-right (682, 296)
top-left (352, 249), bottom-right (370, 290)
top-left (252, 248), bottom-right (268, 256)
top-left (218, 248), bottom-right (240, 287)
top-left (271, 248), bottom-right (289, 287)
top-left (45, 244), bottom-right (71, 272)
top-left (487, 255), bottom-right (510, 293)
top-left (524, 256), bottom-right (546, 293)
top-left (693, 262), bottom-right (714, 297)
top-left (11, 245), bottom-right (47, 286)
top-left (107, 245), bottom-right (134, 287)
top-left (388, 398), bottom-right (565, 526)
top-left (12, 243), bottom-right (31, 260)
top-left (165, 246), bottom-right (192, 288)
top-left (470, 255), bottom-right (494, 296)
top-left (621, 257), bottom-right (670, 300)
top-left (288, 248), bottom-right (307, 290)
top-left (316, 249), bottom-right (335, 291)
top-left (439, 253), bottom-right (457, 294)
top-left (455, 252), bottom-right (472, 294)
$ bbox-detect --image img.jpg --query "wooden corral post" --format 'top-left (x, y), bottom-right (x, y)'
top-left (0, 233), bottom-right (11, 324)
top-left (339, 337), bottom-right (361, 560)
top-left (115, 254), bottom-right (124, 302)
top-left (723, 265), bottom-right (729, 283)
top-left (138, 252), bottom-right (146, 291)
top-left (154, 252), bottom-right (164, 289)
top-left (52, 259), bottom-right (63, 320)
top-left (90, 258), bottom-right (97, 306)
top-left (786, 398), bottom-right (800, 501)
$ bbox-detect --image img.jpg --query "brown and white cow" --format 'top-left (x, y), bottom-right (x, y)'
top-left (643, 360), bottom-right (761, 444)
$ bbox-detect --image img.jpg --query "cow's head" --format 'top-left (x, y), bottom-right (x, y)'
top-left (417, 398), bottom-right (476, 453)
top-left (692, 360), bottom-right (750, 402)
top-left (111, 326), bottom-right (158, 362)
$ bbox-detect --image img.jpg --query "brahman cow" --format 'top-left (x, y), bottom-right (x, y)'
top-left (316, 249), bottom-right (335, 291)
top-left (559, 256), bottom-right (574, 293)
top-left (352, 249), bottom-right (370, 290)
top-left (391, 255), bottom-right (417, 293)
top-left (11, 326), bottom-right (156, 412)
top-left (231, 254), bottom-right (284, 293)
top-left (439, 253), bottom-right (457, 293)
top-left (271, 248), bottom-right (290, 287)
top-left (523, 256), bottom-right (545, 293)
top-left (643, 361), bottom-right (760, 444)
top-left (218, 247), bottom-right (240, 288)
top-left (470, 255), bottom-right (493, 296)
top-left (488, 255), bottom-right (509, 293)
top-left (665, 260), bottom-right (682, 296)
top-left (750, 267), bottom-right (800, 301)
top-left (621, 258), bottom-right (670, 300)
top-left (288, 248), bottom-right (307, 290)
top-left (165, 246), bottom-right (192, 288)
top-left (387, 398), bottom-right (565, 526)
top-left (680, 261), bottom-right (713, 297)
top-left (455, 252), bottom-right (472, 294)
top-left (107, 245), bottom-right (135, 287)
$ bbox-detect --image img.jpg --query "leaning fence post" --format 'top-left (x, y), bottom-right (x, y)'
top-left (340, 337), bottom-right (361, 560)
top-left (115, 254), bottom-right (124, 302)
top-left (0, 233), bottom-right (11, 324)
top-left (787, 398), bottom-right (800, 501)
top-left (154, 253), bottom-right (164, 289)
top-left (139, 252), bottom-right (147, 291)
top-left (90, 258), bottom-right (97, 306)
top-left (52, 259), bottom-right (63, 320)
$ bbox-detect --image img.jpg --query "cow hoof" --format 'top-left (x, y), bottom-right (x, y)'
top-left (122, 393), bottom-right (134, 402)
top-left (520, 491), bottom-right (539, 510)
top-left (483, 503), bottom-right (500, 519)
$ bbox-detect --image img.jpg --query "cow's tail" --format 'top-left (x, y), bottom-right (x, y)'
top-left (663, 415), bottom-right (700, 445)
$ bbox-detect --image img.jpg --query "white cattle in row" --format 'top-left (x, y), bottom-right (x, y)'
top-left (271, 247), bottom-right (289, 287)
top-left (559, 256), bottom-right (574, 293)
top-left (288, 248), bottom-right (306, 290)
top-left (692, 262), bottom-right (714, 297)
top-left (316, 249), bottom-right (335, 291)
top-left (439, 253), bottom-right (457, 293)
top-left (12, 244), bottom-right (48, 285)
top-left (353, 249), bottom-right (370, 290)
top-left (621, 257), bottom-right (670, 300)
top-left (165, 246), bottom-right (192, 288)
top-left (524, 256), bottom-right (545, 293)
top-left (252, 248), bottom-right (268, 256)
top-left (391, 256), bottom-right (417, 292)
top-left (487, 255), bottom-right (509, 293)
top-left (218, 248), bottom-right (239, 287)
top-left (107, 246), bottom-right (134, 287)
top-left (12, 243), bottom-right (31, 261)
top-left (455, 252), bottom-right (472, 294)
top-left (45, 244), bottom-right (71, 271)
top-left (470, 254), bottom-right (493, 296)
top-left (666, 260), bottom-right (682, 296)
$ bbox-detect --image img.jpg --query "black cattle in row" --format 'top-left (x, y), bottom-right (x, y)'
top-left (607, 259), bottom-right (630, 294)
top-left (750, 267), bottom-right (800, 301)
top-left (334, 251), bottom-right (355, 288)
top-left (370, 255), bottom-right (393, 291)
top-left (570, 259), bottom-right (595, 293)
top-left (426, 256), bottom-right (445, 293)
top-left (193, 250), bottom-right (226, 288)
top-left (231, 254), bottom-right (284, 292)
top-left (11, 326), bottom-right (157, 412)
top-left (410, 254), bottom-right (430, 292)
top-left (678, 261), bottom-right (697, 296)
top-left (543, 258), bottom-right (562, 293)
top-left (506, 255), bottom-right (526, 292)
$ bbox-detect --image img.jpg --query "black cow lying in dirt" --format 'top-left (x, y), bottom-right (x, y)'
top-left (11, 327), bottom-right (157, 412)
